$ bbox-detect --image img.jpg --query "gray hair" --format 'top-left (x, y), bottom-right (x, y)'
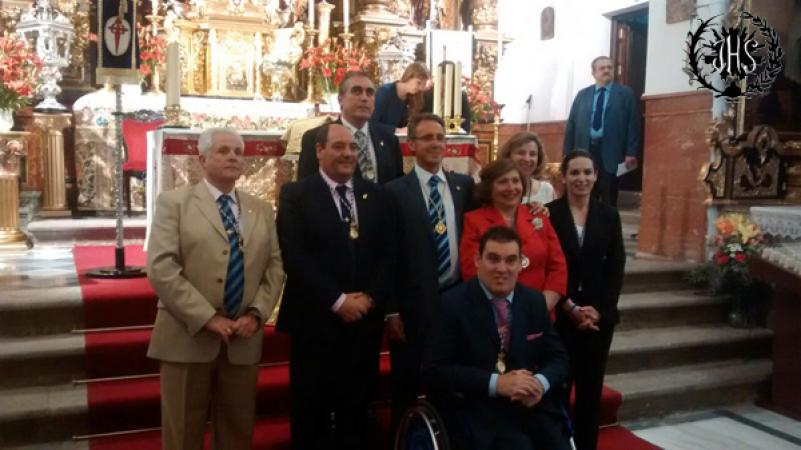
top-left (197, 127), bottom-right (244, 156)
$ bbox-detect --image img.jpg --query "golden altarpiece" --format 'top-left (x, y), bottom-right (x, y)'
top-left (0, 0), bottom-right (507, 215)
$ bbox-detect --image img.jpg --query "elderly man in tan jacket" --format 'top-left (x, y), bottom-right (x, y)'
top-left (147, 127), bottom-right (284, 450)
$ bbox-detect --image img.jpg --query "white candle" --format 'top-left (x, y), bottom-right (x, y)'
top-left (432, 65), bottom-right (441, 117)
top-left (165, 41), bottom-right (180, 106)
top-left (429, 0), bottom-right (435, 22)
top-left (444, 63), bottom-right (453, 118)
top-left (308, 0), bottom-right (315, 27)
top-left (344, 0), bottom-right (349, 33)
top-left (454, 61), bottom-right (462, 118)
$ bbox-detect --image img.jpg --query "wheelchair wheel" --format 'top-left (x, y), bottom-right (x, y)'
top-left (394, 399), bottom-right (452, 450)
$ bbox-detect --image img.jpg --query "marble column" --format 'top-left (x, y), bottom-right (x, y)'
top-left (33, 113), bottom-right (72, 218)
top-left (0, 132), bottom-right (30, 248)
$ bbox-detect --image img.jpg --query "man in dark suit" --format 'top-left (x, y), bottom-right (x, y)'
top-left (563, 56), bottom-right (640, 205)
top-left (276, 122), bottom-right (395, 450)
top-left (297, 71), bottom-right (404, 184)
top-left (422, 226), bottom-right (571, 450)
top-left (384, 113), bottom-right (474, 425)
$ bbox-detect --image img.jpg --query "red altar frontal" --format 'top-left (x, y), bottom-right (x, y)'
top-left (146, 128), bottom-right (479, 242)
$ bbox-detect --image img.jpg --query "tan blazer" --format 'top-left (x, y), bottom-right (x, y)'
top-left (146, 182), bottom-right (284, 365)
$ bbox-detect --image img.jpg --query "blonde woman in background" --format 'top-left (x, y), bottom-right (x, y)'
top-left (500, 131), bottom-right (556, 205)
top-left (371, 62), bottom-right (431, 131)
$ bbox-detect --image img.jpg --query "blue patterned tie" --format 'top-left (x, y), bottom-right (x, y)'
top-left (592, 87), bottom-right (606, 131)
top-left (335, 184), bottom-right (352, 222)
top-left (217, 194), bottom-right (244, 317)
top-left (428, 176), bottom-right (450, 280)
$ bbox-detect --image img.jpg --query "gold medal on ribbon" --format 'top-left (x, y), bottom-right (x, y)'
top-left (496, 353), bottom-right (507, 374)
top-left (349, 223), bottom-right (359, 240)
top-left (521, 254), bottom-right (530, 269)
top-left (435, 221), bottom-right (447, 235)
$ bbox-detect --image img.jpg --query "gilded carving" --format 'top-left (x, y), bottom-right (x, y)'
top-left (0, 138), bottom-right (25, 176)
top-left (471, 1), bottom-right (496, 30)
top-left (472, 41), bottom-right (497, 97)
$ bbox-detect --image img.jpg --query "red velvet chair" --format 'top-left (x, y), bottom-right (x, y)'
top-left (121, 114), bottom-right (164, 214)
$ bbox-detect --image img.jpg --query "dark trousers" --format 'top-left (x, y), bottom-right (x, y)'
top-left (389, 333), bottom-right (423, 429)
top-left (588, 141), bottom-right (619, 206)
top-left (288, 319), bottom-right (382, 450)
top-left (556, 320), bottom-right (615, 450)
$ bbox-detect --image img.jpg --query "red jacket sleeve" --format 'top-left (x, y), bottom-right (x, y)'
top-left (460, 212), bottom-right (482, 281)
top-left (540, 215), bottom-right (568, 296)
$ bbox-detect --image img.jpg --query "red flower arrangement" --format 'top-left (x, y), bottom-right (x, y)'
top-left (0, 34), bottom-right (42, 111)
top-left (299, 38), bottom-right (373, 93)
top-left (464, 77), bottom-right (501, 124)
top-left (137, 25), bottom-right (167, 79)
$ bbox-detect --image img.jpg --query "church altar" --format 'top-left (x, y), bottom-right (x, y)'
top-left (146, 127), bottom-right (479, 242)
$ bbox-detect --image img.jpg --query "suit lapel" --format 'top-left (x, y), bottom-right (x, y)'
top-left (310, 173), bottom-right (344, 230)
top-left (444, 172), bottom-right (466, 236)
top-left (557, 199), bottom-right (581, 255)
top-left (368, 123), bottom-right (385, 181)
top-left (193, 183), bottom-right (227, 242)
top-left (468, 279), bottom-right (502, 353)
top-left (581, 199), bottom-right (601, 260)
top-left (406, 172), bottom-right (435, 242)
top-left (238, 192), bottom-right (259, 249)
top-left (508, 286), bottom-right (528, 363)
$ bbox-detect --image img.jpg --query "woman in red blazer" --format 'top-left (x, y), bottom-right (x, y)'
top-left (460, 159), bottom-right (567, 311)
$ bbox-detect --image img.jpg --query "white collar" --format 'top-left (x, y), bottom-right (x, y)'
top-left (341, 117), bottom-right (370, 136)
top-left (204, 178), bottom-right (238, 205)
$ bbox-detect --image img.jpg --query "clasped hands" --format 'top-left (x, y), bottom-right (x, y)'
top-left (565, 300), bottom-right (601, 331)
top-left (205, 313), bottom-right (260, 344)
top-left (336, 292), bottom-right (374, 323)
top-left (497, 369), bottom-right (544, 408)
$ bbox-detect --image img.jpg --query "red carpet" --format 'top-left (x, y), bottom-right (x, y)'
top-left (74, 246), bottom-right (658, 449)
top-left (73, 246), bottom-right (157, 328)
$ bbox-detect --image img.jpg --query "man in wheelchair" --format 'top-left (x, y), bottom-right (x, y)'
top-left (420, 226), bottom-right (571, 450)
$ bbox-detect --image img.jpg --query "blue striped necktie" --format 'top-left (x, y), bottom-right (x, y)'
top-left (592, 87), bottom-right (606, 131)
top-left (428, 175), bottom-right (450, 281)
top-left (354, 130), bottom-right (376, 182)
top-left (217, 194), bottom-right (244, 317)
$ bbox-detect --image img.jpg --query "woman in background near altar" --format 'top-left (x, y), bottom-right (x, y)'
top-left (500, 131), bottom-right (556, 205)
top-left (371, 62), bottom-right (431, 131)
top-left (459, 159), bottom-right (567, 313)
top-left (546, 150), bottom-right (626, 450)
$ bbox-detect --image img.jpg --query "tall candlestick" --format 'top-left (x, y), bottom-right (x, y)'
top-left (454, 62), bottom-right (462, 118)
top-left (166, 41), bottom-right (180, 106)
top-left (343, 0), bottom-right (349, 33)
top-left (433, 65), bottom-right (441, 117)
top-left (308, 0), bottom-right (315, 27)
top-left (444, 63), bottom-right (453, 118)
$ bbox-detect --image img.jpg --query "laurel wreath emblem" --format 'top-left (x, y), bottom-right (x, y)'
top-left (685, 12), bottom-right (784, 101)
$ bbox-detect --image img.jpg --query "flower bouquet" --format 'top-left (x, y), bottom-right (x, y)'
top-left (464, 77), bottom-right (501, 124)
top-left (0, 33), bottom-right (42, 114)
top-left (299, 38), bottom-right (373, 95)
top-left (137, 25), bottom-right (167, 89)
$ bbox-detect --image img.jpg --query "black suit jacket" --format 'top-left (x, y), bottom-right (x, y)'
top-left (275, 173), bottom-right (395, 338)
top-left (385, 170), bottom-right (474, 340)
top-left (296, 119), bottom-right (404, 184)
top-left (422, 278), bottom-right (569, 426)
top-left (546, 197), bottom-right (626, 326)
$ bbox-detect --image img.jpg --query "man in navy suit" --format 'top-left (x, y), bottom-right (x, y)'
top-left (563, 56), bottom-right (640, 205)
top-left (384, 112), bottom-right (474, 426)
top-left (423, 226), bottom-right (571, 450)
top-left (277, 123), bottom-right (395, 450)
top-left (297, 71), bottom-right (404, 184)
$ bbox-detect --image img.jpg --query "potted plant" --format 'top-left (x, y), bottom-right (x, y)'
top-left (0, 33), bottom-right (42, 131)
top-left (688, 213), bottom-right (767, 327)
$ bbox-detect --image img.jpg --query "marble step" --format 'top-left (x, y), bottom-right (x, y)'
top-left (616, 289), bottom-right (728, 331)
top-left (607, 324), bottom-right (772, 375)
top-left (0, 286), bottom-right (84, 337)
top-left (607, 359), bottom-right (772, 421)
top-left (0, 382), bottom-right (88, 446)
top-left (622, 259), bottom-right (697, 294)
top-left (26, 218), bottom-right (146, 248)
top-left (0, 333), bottom-right (86, 387)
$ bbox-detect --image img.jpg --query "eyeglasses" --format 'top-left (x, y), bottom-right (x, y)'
top-left (411, 134), bottom-right (446, 143)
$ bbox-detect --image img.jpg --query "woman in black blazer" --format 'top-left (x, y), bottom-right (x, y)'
top-left (546, 150), bottom-right (626, 450)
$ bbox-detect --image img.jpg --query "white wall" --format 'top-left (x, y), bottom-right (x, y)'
top-left (644, 0), bottom-right (727, 96)
top-left (495, 0), bottom-right (648, 123)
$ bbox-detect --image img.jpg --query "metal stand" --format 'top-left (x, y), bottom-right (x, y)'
top-left (87, 84), bottom-right (146, 279)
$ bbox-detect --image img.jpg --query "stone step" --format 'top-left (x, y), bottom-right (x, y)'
top-left (622, 259), bottom-right (697, 293)
top-left (0, 334), bottom-right (86, 388)
top-left (607, 359), bottom-right (772, 421)
top-left (0, 382), bottom-right (88, 446)
top-left (617, 290), bottom-right (728, 331)
top-left (26, 218), bottom-right (146, 248)
top-left (620, 209), bottom-right (641, 227)
top-left (0, 286), bottom-right (84, 337)
top-left (607, 325), bottom-right (772, 375)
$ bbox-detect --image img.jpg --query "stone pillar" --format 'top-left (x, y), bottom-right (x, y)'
top-left (0, 131), bottom-right (29, 248)
top-left (33, 113), bottom-right (72, 218)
